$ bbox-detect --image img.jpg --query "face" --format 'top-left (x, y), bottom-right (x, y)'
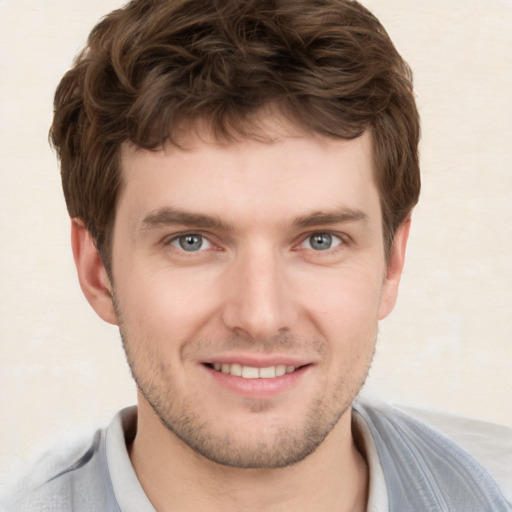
top-left (91, 123), bottom-right (406, 469)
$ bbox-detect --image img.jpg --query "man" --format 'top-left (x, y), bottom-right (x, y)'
top-left (3, 0), bottom-right (511, 510)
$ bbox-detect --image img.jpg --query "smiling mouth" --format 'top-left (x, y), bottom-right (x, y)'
top-left (206, 363), bottom-right (303, 379)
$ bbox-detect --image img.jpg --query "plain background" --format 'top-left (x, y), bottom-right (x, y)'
top-left (1, 0), bottom-right (511, 484)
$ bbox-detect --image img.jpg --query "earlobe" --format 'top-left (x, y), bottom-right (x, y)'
top-left (71, 219), bottom-right (118, 325)
top-left (378, 217), bottom-right (411, 320)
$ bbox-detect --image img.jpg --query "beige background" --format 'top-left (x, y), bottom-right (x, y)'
top-left (1, 0), bottom-right (511, 483)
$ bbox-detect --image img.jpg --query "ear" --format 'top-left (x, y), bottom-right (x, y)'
top-left (378, 217), bottom-right (411, 320)
top-left (71, 219), bottom-right (118, 325)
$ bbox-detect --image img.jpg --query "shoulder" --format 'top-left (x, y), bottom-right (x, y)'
top-left (1, 429), bottom-right (116, 512)
top-left (353, 397), bottom-right (512, 510)
top-left (394, 402), bottom-right (512, 503)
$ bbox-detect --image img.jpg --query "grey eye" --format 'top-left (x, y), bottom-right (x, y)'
top-left (301, 233), bottom-right (342, 251)
top-left (171, 234), bottom-right (211, 252)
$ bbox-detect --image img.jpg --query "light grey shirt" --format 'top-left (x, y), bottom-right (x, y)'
top-left (2, 398), bottom-right (511, 511)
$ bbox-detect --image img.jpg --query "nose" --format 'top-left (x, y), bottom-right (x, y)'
top-left (221, 244), bottom-right (299, 340)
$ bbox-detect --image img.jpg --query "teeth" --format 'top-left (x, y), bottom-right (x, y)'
top-left (241, 366), bottom-right (259, 379)
top-left (259, 366), bottom-right (276, 378)
top-left (211, 363), bottom-right (297, 379)
top-left (275, 365), bottom-right (286, 377)
top-left (230, 363), bottom-right (242, 377)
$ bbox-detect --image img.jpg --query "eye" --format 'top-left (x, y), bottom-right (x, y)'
top-left (300, 233), bottom-right (343, 251)
top-left (169, 234), bottom-right (212, 252)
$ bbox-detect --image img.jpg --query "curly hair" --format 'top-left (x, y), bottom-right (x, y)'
top-left (51, 0), bottom-right (420, 268)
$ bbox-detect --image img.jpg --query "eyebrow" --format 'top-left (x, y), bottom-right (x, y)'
top-left (292, 208), bottom-right (368, 229)
top-left (140, 207), bottom-right (234, 232)
top-left (140, 206), bottom-right (368, 232)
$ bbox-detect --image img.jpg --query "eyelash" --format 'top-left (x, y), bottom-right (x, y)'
top-left (166, 233), bottom-right (213, 252)
top-left (164, 231), bottom-right (348, 254)
top-left (298, 232), bottom-right (345, 251)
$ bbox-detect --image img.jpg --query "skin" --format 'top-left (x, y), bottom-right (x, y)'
top-left (72, 119), bottom-right (409, 511)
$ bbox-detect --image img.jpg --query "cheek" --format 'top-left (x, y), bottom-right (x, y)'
top-left (302, 266), bottom-right (383, 318)
top-left (298, 267), bottom-right (383, 349)
top-left (115, 267), bottom-right (222, 343)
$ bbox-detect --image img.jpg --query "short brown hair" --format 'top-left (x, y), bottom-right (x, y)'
top-left (51, 0), bottom-right (420, 267)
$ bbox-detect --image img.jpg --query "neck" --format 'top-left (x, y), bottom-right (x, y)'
top-left (129, 400), bottom-right (368, 512)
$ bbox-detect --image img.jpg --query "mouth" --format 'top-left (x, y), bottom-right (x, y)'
top-left (205, 362), bottom-right (306, 379)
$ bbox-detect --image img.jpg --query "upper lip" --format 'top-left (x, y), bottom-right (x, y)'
top-left (202, 354), bottom-right (316, 368)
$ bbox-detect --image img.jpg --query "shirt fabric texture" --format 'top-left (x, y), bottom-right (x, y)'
top-left (2, 398), bottom-right (511, 511)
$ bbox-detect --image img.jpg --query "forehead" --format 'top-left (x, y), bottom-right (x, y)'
top-left (116, 122), bottom-right (380, 231)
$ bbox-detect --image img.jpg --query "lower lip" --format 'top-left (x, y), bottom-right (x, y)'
top-left (202, 364), bottom-right (311, 398)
